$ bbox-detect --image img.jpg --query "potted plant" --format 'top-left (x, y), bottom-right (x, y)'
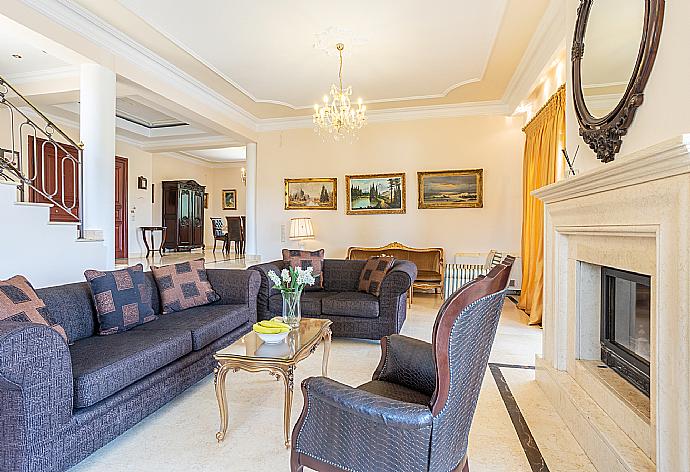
top-left (267, 266), bottom-right (316, 327)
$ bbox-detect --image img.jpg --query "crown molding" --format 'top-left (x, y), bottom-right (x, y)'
top-left (256, 100), bottom-right (510, 131)
top-left (162, 151), bottom-right (245, 169)
top-left (20, 0), bottom-right (259, 131)
top-left (502, 0), bottom-right (566, 113)
top-left (4, 65), bottom-right (80, 85)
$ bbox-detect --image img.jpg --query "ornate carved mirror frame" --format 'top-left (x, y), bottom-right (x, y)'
top-left (572, 0), bottom-right (665, 163)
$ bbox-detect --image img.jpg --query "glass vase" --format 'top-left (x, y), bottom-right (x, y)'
top-left (281, 290), bottom-right (301, 328)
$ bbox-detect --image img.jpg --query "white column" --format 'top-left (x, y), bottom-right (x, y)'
top-left (245, 142), bottom-right (258, 258)
top-left (80, 63), bottom-right (116, 269)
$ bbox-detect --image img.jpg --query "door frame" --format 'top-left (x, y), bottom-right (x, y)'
top-left (115, 156), bottom-right (129, 259)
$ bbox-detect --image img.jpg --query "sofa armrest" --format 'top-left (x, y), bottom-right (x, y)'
top-left (373, 335), bottom-right (436, 397)
top-left (207, 269), bottom-right (261, 306)
top-left (0, 322), bottom-right (73, 470)
top-left (380, 260), bottom-right (417, 297)
top-left (246, 261), bottom-right (285, 320)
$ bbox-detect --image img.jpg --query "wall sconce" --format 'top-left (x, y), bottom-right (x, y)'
top-left (137, 176), bottom-right (148, 190)
top-left (241, 167), bottom-right (247, 185)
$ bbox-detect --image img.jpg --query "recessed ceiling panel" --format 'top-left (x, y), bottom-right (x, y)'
top-left (117, 0), bottom-right (507, 108)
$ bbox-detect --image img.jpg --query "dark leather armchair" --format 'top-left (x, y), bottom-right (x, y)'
top-left (290, 258), bottom-right (514, 472)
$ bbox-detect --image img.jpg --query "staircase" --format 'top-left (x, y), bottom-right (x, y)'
top-left (0, 76), bottom-right (107, 287)
top-left (0, 180), bottom-right (106, 287)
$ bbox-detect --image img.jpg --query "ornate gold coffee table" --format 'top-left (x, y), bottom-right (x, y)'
top-left (213, 318), bottom-right (332, 448)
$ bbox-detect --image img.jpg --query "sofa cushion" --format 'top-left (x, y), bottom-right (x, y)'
top-left (70, 328), bottom-right (192, 408)
top-left (0, 275), bottom-right (68, 342)
top-left (282, 249), bottom-right (325, 290)
top-left (137, 304), bottom-right (249, 350)
top-left (268, 291), bottom-right (330, 317)
top-left (152, 259), bottom-right (220, 314)
top-left (323, 259), bottom-right (366, 292)
top-left (322, 292), bottom-right (380, 319)
top-left (84, 264), bottom-right (157, 336)
top-left (416, 270), bottom-right (442, 282)
top-left (358, 256), bottom-right (395, 296)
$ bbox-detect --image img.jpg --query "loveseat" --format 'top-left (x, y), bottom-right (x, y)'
top-left (0, 269), bottom-right (260, 472)
top-left (248, 259), bottom-right (416, 340)
top-left (348, 242), bottom-right (444, 304)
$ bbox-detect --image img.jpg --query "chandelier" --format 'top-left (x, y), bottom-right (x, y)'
top-left (313, 43), bottom-right (367, 140)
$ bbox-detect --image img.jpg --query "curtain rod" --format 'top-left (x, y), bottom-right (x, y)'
top-left (522, 84), bottom-right (566, 132)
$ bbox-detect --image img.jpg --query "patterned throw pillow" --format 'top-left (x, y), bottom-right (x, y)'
top-left (282, 249), bottom-right (325, 289)
top-left (0, 275), bottom-right (67, 342)
top-left (358, 256), bottom-right (396, 296)
top-left (84, 264), bottom-right (157, 336)
top-left (152, 259), bottom-right (220, 314)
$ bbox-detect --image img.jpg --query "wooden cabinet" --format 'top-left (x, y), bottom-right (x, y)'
top-left (162, 180), bottom-right (205, 251)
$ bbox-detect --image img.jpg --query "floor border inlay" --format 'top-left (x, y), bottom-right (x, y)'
top-left (488, 363), bottom-right (549, 472)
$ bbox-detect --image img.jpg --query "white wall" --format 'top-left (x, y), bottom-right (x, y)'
top-left (255, 115), bottom-right (525, 261)
top-left (116, 141), bottom-right (154, 257)
top-left (566, 0), bottom-right (690, 171)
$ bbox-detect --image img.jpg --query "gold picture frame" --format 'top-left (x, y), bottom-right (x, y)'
top-left (345, 173), bottom-right (406, 215)
top-left (417, 169), bottom-right (483, 209)
top-left (284, 178), bottom-right (337, 210)
top-left (222, 189), bottom-right (237, 210)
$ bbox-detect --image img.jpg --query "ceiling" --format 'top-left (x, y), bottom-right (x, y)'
top-left (0, 15), bottom-right (78, 76)
top-left (117, 0), bottom-right (507, 109)
top-left (66, 0), bottom-right (551, 118)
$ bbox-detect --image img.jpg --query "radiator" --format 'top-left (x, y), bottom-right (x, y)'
top-left (443, 264), bottom-right (486, 299)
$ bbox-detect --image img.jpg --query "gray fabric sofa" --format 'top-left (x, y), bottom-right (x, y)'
top-left (248, 259), bottom-right (416, 340)
top-left (0, 269), bottom-right (260, 472)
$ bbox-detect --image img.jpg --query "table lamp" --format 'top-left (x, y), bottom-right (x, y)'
top-left (289, 218), bottom-right (314, 249)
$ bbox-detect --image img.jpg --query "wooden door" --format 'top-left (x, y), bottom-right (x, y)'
top-left (115, 157), bottom-right (128, 259)
top-left (28, 136), bottom-right (80, 222)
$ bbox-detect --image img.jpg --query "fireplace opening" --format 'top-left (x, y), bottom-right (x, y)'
top-left (600, 267), bottom-right (651, 396)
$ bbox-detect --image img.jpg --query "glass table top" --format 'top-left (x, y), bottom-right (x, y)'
top-left (215, 318), bottom-right (331, 361)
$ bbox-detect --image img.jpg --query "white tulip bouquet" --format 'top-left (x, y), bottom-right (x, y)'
top-left (267, 266), bottom-right (317, 327)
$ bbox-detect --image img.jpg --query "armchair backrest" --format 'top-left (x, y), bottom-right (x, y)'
top-left (226, 216), bottom-right (242, 240)
top-left (210, 217), bottom-right (224, 237)
top-left (427, 258), bottom-right (513, 471)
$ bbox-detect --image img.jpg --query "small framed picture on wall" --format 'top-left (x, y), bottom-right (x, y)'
top-left (222, 189), bottom-right (237, 210)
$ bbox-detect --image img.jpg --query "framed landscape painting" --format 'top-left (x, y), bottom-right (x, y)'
top-left (285, 178), bottom-right (337, 210)
top-left (222, 189), bottom-right (237, 210)
top-left (345, 173), bottom-right (406, 215)
top-left (417, 169), bottom-right (483, 209)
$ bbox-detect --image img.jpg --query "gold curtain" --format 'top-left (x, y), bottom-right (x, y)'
top-left (518, 85), bottom-right (565, 325)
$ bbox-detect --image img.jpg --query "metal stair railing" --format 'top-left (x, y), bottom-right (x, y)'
top-left (0, 75), bottom-right (84, 238)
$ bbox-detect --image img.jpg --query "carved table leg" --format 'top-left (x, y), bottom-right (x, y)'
top-left (278, 365), bottom-right (295, 448)
top-left (159, 228), bottom-right (167, 256)
top-left (142, 229), bottom-right (151, 258)
top-left (322, 328), bottom-right (332, 377)
top-left (214, 363), bottom-right (232, 442)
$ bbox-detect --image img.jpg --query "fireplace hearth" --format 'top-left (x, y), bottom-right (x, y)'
top-left (600, 267), bottom-right (651, 396)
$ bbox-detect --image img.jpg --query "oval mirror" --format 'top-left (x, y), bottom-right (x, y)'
top-left (572, 0), bottom-right (664, 163)
top-left (580, 0), bottom-right (644, 119)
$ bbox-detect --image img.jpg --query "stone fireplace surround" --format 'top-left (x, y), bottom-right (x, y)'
top-left (533, 135), bottom-right (690, 472)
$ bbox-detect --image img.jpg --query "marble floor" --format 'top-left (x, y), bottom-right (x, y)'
top-left (115, 249), bottom-right (249, 271)
top-left (68, 291), bottom-right (597, 472)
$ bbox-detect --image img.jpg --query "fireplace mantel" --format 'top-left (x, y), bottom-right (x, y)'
top-left (534, 134), bottom-right (690, 204)
top-left (534, 135), bottom-right (690, 472)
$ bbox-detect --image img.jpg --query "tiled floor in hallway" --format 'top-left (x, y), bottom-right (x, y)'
top-left (70, 289), bottom-right (596, 471)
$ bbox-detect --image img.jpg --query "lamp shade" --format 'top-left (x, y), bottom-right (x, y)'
top-left (289, 218), bottom-right (315, 240)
